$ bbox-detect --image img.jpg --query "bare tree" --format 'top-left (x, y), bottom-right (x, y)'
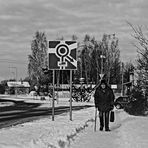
top-left (79, 34), bottom-right (121, 84)
top-left (100, 34), bottom-right (121, 84)
top-left (128, 22), bottom-right (148, 89)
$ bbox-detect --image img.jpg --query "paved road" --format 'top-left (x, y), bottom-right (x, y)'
top-left (0, 97), bottom-right (92, 129)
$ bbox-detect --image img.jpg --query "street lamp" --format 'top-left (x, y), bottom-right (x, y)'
top-left (130, 71), bottom-right (134, 89)
top-left (100, 55), bottom-right (106, 79)
top-left (78, 57), bottom-right (83, 78)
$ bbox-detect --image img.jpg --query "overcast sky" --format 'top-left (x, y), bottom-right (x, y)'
top-left (0, 0), bottom-right (148, 81)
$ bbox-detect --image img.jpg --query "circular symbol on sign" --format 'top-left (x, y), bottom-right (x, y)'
top-left (56, 44), bottom-right (69, 58)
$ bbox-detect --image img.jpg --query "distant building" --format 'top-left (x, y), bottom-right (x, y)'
top-left (6, 81), bottom-right (30, 95)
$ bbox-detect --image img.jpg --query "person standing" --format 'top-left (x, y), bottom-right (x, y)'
top-left (94, 79), bottom-right (115, 131)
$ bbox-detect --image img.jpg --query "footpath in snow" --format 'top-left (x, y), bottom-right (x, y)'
top-left (0, 95), bottom-right (148, 148)
top-left (70, 110), bottom-right (148, 148)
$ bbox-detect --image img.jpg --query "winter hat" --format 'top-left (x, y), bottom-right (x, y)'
top-left (100, 79), bottom-right (107, 85)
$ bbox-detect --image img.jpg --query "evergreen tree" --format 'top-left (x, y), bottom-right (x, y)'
top-left (28, 31), bottom-right (51, 87)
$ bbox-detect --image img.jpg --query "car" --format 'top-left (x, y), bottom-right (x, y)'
top-left (114, 96), bottom-right (131, 109)
top-left (29, 91), bottom-right (37, 96)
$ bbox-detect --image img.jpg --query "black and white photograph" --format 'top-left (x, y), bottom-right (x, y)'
top-left (0, 0), bottom-right (148, 147)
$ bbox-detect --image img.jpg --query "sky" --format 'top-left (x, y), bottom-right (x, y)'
top-left (0, 0), bottom-right (148, 81)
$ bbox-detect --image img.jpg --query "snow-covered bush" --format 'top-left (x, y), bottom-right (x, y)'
top-left (124, 86), bottom-right (147, 116)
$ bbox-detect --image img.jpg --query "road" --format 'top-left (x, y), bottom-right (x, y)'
top-left (0, 97), bottom-right (92, 129)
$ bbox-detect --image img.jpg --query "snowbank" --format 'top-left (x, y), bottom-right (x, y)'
top-left (116, 111), bottom-right (148, 148)
top-left (0, 107), bottom-right (95, 148)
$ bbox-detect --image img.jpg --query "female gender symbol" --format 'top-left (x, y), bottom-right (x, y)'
top-left (56, 44), bottom-right (70, 69)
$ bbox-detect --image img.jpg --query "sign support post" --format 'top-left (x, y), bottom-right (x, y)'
top-left (70, 70), bottom-right (73, 121)
top-left (52, 70), bottom-right (55, 121)
top-left (48, 41), bottom-right (77, 121)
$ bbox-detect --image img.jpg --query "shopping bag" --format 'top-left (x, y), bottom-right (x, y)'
top-left (110, 111), bottom-right (115, 122)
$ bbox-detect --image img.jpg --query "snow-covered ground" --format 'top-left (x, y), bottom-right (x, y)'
top-left (71, 110), bottom-right (148, 148)
top-left (0, 94), bottom-right (95, 148)
top-left (0, 95), bottom-right (148, 148)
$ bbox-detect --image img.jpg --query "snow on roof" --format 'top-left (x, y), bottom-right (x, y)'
top-left (7, 81), bottom-right (30, 87)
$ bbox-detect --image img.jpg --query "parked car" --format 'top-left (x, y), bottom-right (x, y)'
top-left (114, 96), bottom-right (136, 109)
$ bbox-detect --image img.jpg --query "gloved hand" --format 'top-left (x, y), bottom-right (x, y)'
top-left (110, 105), bottom-right (114, 110)
top-left (95, 104), bottom-right (98, 108)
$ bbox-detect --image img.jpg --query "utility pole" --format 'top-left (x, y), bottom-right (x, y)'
top-left (9, 66), bottom-right (18, 97)
top-left (9, 67), bottom-right (17, 81)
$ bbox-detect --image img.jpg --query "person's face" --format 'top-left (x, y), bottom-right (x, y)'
top-left (101, 83), bottom-right (106, 89)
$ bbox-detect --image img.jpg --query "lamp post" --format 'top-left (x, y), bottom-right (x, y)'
top-left (130, 71), bottom-right (134, 90)
top-left (100, 55), bottom-right (106, 80)
top-left (78, 58), bottom-right (82, 78)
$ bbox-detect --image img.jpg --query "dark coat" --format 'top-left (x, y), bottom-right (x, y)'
top-left (94, 85), bottom-right (115, 112)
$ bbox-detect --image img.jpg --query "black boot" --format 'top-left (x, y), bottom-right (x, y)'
top-left (105, 128), bottom-right (111, 132)
top-left (100, 126), bottom-right (103, 131)
top-left (105, 112), bottom-right (110, 132)
top-left (99, 112), bottom-right (104, 131)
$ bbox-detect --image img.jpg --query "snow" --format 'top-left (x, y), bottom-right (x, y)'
top-left (117, 111), bottom-right (148, 148)
top-left (71, 110), bottom-right (148, 148)
top-left (0, 95), bottom-right (94, 148)
top-left (1, 95), bottom-right (148, 148)
top-left (0, 106), bottom-right (94, 148)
